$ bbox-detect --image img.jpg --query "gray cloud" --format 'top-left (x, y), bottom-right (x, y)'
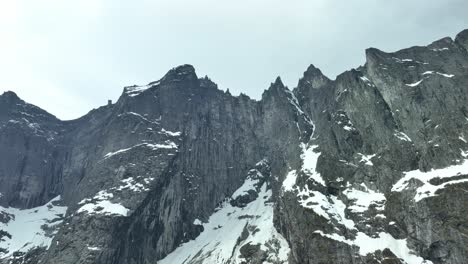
top-left (1, 0), bottom-right (467, 119)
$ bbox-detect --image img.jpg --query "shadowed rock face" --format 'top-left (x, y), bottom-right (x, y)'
top-left (1, 30), bottom-right (468, 264)
top-left (0, 92), bottom-right (64, 209)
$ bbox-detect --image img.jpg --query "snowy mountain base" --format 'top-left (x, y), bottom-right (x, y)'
top-left (0, 196), bottom-right (67, 259)
top-left (158, 162), bottom-right (290, 264)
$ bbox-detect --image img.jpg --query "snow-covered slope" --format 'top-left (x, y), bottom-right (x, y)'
top-left (159, 162), bottom-right (290, 264)
top-left (0, 196), bottom-right (67, 259)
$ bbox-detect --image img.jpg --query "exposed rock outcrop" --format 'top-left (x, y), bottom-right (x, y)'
top-left (1, 29), bottom-right (467, 264)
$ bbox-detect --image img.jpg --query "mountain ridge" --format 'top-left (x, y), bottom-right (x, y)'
top-left (2, 29), bottom-right (467, 123)
top-left (0, 29), bottom-right (467, 264)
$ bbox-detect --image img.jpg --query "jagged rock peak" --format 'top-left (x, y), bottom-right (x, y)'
top-left (298, 64), bottom-right (331, 89)
top-left (199, 75), bottom-right (219, 90)
top-left (0, 91), bottom-right (22, 104)
top-left (365, 29), bottom-right (468, 64)
top-left (161, 64), bottom-right (198, 81)
top-left (261, 76), bottom-right (290, 100)
top-left (269, 76), bottom-right (287, 92)
top-left (430, 36), bottom-right (454, 46)
top-left (427, 36), bottom-right (459, 52)
top-left (455, 28), bottom-right (468, 51)
top-left (364, 47), bottom-right (387, 64)
top-left (304, 64), bottom-right (326, 78)
top-left (122, 64), bottom-right (199, 97)
top-left (1, 90), bottom-right (20, 99)
top-left (273, 76), bottom-right (284, 87)
top-left (456, 28), bottom-right (468, 39)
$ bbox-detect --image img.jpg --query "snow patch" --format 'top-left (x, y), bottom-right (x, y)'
top-left (405, 79), bottom-right (424, 87)
top-left (359, 76), bottom-right (375, 87)
top-left (87, 246), bottom-right (101, 251)
top-left (103, 142), bottom-right (177, 159)
top-left (282, 170), bottom-right (297, 192)
top-left (431, 47), bottom-right (449, 51)
top-left (284, 89), bottom-right (304, 115)
top-left (359, 76), bottom-right (370, 82)
top-left (231, 174), bottom-right (258, 199)
top-left (77, 200), bottom-right (129, 217)
top-left (422, 71), bottom-right (454, 78)
top-left (392, 160), bottom-right (468, 202)
top-left (160, 128), bottom-right (182, 137)
top-left (301, 144), bottom-right (325, 186)
top-left (394, 132), bottom-right (412, 142)
top-left (437, 72), bottom-right (455, 78)
top-left (0, 196), bottom-right (67, 258)
top-left (315, 231), bottom-right (432, 263)
top-left (343, 184), bottom-right (386, 213)
top-left (461, 149), bottom-right (468, 158)
top-left (335, 112), bottom-right (356, 132)
top-left (284, 89), bottom-right (314, 127)
top-left (403, 71), bottom-right (454, 88)
top-left (358, 153), bottom-right (376, 166)
top-left (124, 82), bottom-right (159, 97)
top-left (103, 146), bottom-right (133, 159)
top-left (118, 112), bottom-right (151, 122)
top-left (298, 186), bottom-right (355, 229)
top-left (114, 177), bottom-right (149, 192)
top-left (159, 171), bottom-right (289, 264)
top-left (77, 191), bottom-right (129, 216)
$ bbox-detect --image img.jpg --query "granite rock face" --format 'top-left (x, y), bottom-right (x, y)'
top-left (0, 30), bottom-right (468, 264)
top-left (0, 92), bottom-right (65, 209)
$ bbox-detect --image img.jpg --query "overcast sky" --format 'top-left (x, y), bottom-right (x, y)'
top-left (1, 0), bottom-right (467, 120)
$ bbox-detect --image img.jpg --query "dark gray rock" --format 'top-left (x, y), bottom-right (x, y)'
top-left (1, 29), bottom-right (467, 264)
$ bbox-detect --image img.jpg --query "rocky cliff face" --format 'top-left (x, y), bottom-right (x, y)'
top-left (1, 29), bottom-right (467, 264)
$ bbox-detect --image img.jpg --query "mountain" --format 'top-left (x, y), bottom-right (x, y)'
top-left (0, 29), bottom-right (467, 264)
